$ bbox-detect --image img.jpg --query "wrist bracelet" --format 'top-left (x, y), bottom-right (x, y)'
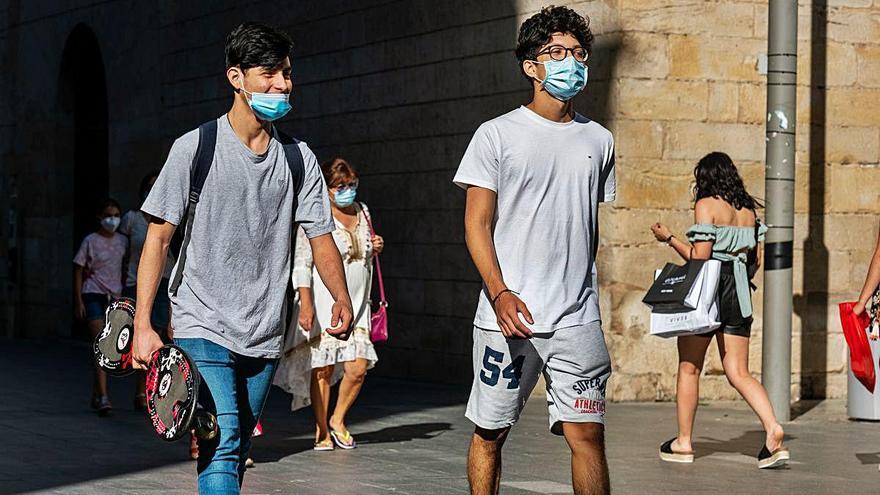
top-left (666, 235), bottom-right (675, 245)
top-left (492, 288), bottom-right (519, 305)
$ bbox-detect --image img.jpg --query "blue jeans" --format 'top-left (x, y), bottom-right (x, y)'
top-left (175, 338), bottom-right (278, 495)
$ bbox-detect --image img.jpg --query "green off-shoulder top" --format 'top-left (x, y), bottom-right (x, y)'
top-left (686, 221), bottom-right (769, 318)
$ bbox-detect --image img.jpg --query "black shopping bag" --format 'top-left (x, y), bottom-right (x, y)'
top-left (642, 260), bottom-right (706, 309)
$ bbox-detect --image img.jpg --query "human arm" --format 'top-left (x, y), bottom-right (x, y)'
top-left (131, 218), bottom-right (175, 369)
top-left (464, 186), bottom-right (533, 338)
top-left (309, 233), bottom-right (353, 339)
top-left (854, 224), bottom-right (880, 317)
top-left (293, 226), bottom-right (316, 332)
top-left (131, 131), bottom-right (194, 367)
top-left (651, 201), bottom-right (714, 261)
top-left (73, 265), bottom-right (86, 320)
top-left (72, 238), bottom-right (90, 320)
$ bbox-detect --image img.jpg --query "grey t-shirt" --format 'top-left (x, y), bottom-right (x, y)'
top-left (453, 106), bottom-right (615, 332)
top-left (142, 115), bottom-right (334, 358)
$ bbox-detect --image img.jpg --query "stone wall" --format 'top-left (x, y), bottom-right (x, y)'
top-left (598, 0), bottom-right (880, 401)
top-left (1, 0), bottom-right (878, 400)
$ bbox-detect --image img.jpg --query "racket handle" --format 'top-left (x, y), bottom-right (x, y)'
top-left (193, 411), bottom-right (218, 440)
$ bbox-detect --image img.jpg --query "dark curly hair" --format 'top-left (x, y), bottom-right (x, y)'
top-left (515, 6), bottom-right (594, 81)
top-left (693, 152), bottom-right (762, 211)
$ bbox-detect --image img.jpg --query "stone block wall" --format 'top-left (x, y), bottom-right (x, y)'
top-left (597, 0), bottom-right (880, 401)
top-left (1, 0), bottom-right (878, 400)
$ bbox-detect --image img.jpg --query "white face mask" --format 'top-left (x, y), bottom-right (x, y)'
top-left (101, 216), bottom-right (120, 233)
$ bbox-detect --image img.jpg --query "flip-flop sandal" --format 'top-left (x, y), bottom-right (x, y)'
top-left (313, 439), bottom-right (335, 451)
top-left (659, 438), bottom-right (694, 463)
top-left (330, 429), bottom-right (357, 450)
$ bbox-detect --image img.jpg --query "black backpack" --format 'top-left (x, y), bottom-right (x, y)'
top-left (168, 119), bottom-right (306, 296)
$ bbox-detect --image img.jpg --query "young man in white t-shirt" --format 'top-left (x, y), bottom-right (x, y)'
top-left (453, 7), bottom-right (615, 495)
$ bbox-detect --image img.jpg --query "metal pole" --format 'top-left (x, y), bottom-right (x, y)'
top-left (763, 0), bottom-right (798, 423)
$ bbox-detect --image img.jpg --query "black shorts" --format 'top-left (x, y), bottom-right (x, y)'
top-left (718, 263), bottom-right (752, 337)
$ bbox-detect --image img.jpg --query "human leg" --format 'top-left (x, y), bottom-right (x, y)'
top-left (176, 338), bottom-right (241, 494)
top-left (672, 334), bottom-right (713, 454)
top-left (310, 365), bottom-right (334, 446)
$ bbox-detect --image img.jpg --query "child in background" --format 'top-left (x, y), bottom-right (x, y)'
top-left (74, 198), bottom-right (127, 416)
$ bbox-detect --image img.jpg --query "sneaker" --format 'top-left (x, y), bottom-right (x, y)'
top-left (245, 457), bottom-right (255, 468)
top-left (96, 396), bottom-right (113, 417)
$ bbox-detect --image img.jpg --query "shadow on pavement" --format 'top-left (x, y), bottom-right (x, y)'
top-left (693, 430), bottom-right (798, 459)
top-left (252, 422), bottom-right (454, 462)
top-left (855, 452), bottom-right (880, 466)
top-left (0, 338), bottom-right (466, 494)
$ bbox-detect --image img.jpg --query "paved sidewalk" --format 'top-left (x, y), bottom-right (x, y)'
top-left (1, 338), bottom-right (877, 494)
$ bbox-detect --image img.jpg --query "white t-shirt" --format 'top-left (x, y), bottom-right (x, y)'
top-left (453, 106), bottom-right (615, 332)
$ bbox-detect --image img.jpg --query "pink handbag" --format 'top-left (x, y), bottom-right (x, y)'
top-left (363, 205), bottom-right (388, 343)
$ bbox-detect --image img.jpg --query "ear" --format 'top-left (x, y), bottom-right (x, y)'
top-left (522, 59), bottom-right (543, 84)
top-left (226, 66), bottom-right (243, 92)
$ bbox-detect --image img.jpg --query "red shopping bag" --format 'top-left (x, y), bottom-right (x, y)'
top-left (839, 302), bottom-right (876, 393)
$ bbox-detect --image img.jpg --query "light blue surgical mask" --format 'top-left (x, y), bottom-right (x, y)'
top-left (242, 84), bottom-right (291, 121)
top-left (101, 216), bottom-right (120, 233)
top-left (334, 188), bottom-right (357, 208)
top-left (535, 56), bottom-right (588, 101)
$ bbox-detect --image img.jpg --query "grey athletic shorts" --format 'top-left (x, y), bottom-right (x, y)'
top-left (465, 322), bottom-right (612, 435)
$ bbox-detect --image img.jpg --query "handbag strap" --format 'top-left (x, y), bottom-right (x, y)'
top-left (360, 203), bottom-right (387, 305)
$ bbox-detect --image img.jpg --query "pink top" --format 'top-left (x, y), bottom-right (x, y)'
top-left (73, 232), bottom-right (127, 295)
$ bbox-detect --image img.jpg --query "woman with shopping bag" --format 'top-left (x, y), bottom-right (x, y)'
top-left (841, 222), bottom-right (880, 394)
top-left (850, 226), bottom-right (880, 341)
top-left (648, 152), bottom-right (789, 469)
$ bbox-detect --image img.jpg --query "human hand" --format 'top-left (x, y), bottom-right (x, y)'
top-left (299, 303), bottom-right (315, 332)
top-left (326, 299), bottom-right (353, 341)
top-left (651, 223), bottom-right (673, 243)
top-left (853, 301), bottom-right (866, 316)
top-left (371, 235), bottom-right (384, 255)
top-left (493, 291), bottom-right (534, 339)
top-left (75, 299), bottom-right (86, 320)
top-left (132, 316), bottom-right (164, 370)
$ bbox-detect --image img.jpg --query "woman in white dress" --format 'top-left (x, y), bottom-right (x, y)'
top-left (276, 158), bottom-right (384, 451)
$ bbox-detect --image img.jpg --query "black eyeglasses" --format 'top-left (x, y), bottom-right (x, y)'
top-left (536, 45), bottom-right (588, 63)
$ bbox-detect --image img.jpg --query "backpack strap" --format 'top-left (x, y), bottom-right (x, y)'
top-left (275, 129), bottom-right (306, 329)
top-left (169, 119), bottom-right (218, 296)
top-left (276, 130), bottom-right (305, 193)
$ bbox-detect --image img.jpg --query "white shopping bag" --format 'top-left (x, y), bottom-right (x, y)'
top-left (648, 260), bottom-right (722, 338)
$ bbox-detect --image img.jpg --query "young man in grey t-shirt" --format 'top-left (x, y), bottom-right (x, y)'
top-left (131, 23), bottom-right (353, 494)
top-left (454, 7), bottom-right (615, 495)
